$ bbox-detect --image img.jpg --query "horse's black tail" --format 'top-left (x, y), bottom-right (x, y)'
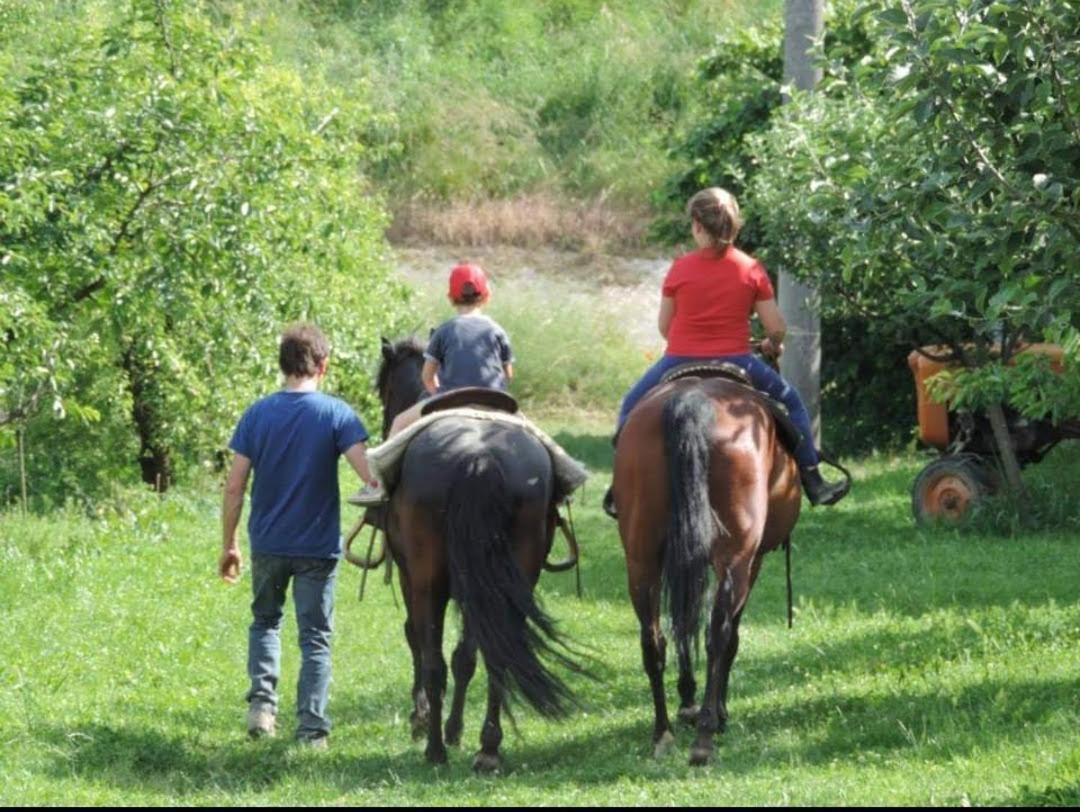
top-left (445, 451), bottom-right (576, 719)
top-left (662, 387), bottom-right (717, 653)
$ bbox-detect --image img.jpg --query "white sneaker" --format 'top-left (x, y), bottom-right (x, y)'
top-left (296, 734), bottom-right (329, 751)
top-left (247, 704), bottom-right (276, 739)
top-left (347, 483), bottom-right (387, 506)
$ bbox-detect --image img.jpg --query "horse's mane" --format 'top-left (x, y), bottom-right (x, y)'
top-left (375, 336), bottom-right (426, 394)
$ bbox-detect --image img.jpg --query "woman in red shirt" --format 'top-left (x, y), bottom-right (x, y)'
top-left (611, 188), bottom-right (847, 508)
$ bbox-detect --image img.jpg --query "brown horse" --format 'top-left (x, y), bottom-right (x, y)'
top-left (372, 338), bottom-right (582, 771)
top-left (612, 375), bottom-right (801, 766)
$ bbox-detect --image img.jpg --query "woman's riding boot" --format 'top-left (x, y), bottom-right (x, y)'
top-left (602, 486), bottom-right (618, 519)
top-left (602, 428), bottom-right (622, 519)
top-left (800, 466), bottom-right (849, 506)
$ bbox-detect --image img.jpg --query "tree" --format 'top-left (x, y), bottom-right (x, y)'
top-left (750, 0), bottom-right (1080, 489)
top-left (1, 0), bottom-right (406, 498)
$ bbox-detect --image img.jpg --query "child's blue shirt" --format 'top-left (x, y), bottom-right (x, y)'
top-left (425, 313), bottom-right (513, 392)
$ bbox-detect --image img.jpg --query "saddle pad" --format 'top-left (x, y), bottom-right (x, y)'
top-left (420, 387), bottom-right (519, 416)
top-left (367, 408), bottom-right (589, 497)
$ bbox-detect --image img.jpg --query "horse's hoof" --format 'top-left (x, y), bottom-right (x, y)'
top-left (410, 712), bottom-right (428, 741)
top-left (472, 751), bottom-right (502, 774)
top-left (689, 744), bottom-right (712, 767)
top-left (677, 705), bottom-right (700, 725)
top-left (425, 744), bottom-right (448, 765)
top-left (444, 721), bottom-right (463, 747)
top-left (652, 730), bottom-right (676, 759)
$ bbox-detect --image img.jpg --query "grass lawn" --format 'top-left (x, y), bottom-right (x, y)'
top-left (1, 423), bottom-right (1077, 806)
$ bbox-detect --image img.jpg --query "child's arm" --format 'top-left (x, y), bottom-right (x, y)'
top-left (421, 359), bottom-right (440, 394)
top-left (343, 442), bottom-right (379, 486)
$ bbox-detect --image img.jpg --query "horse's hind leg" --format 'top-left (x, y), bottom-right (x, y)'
top-left (690, 565), bottom-right (747, 767)
top-left (676, 636), bottom-right (698, 725)
top-left (630, 573), bottom-right (675, 757)
top-left (400, 578), bottom-right (428, 741)
top-left (411, 588), bottom-right (450, 765)
top-left (444, 627), bottom-right (477, 747)
top-left (473, 662), bottom-right (505, 773)
top-left (714, 553), bottom-right (764, 733)
top-left (715, 609), bottom-right (743, 734)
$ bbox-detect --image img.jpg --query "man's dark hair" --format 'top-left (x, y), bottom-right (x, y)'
top-left (279, 323), bottom-right (330, 378)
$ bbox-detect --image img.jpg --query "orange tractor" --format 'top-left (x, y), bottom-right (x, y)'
top-left (908, 344), bottom-right (1077, 523)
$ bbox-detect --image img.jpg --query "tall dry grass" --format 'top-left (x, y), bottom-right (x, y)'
top-left (387, 192), bottom-right (653, 254)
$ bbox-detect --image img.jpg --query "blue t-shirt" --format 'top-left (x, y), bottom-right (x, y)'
top-left (425, 313), bottom-right (513, 392)
top-left (229, 390), bottom-right (368, 560)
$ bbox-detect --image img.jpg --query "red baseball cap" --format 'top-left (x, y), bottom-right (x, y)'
top-left (448, 263), bottom-right (490, 302)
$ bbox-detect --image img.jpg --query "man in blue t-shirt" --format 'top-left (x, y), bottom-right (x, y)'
top-left (219, 323), bottom-right (378, 748)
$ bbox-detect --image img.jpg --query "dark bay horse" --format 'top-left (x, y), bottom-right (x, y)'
top-left (373, 337), bottom-right (580, 771)
top-left (612, 375), bottom-right (801, 766)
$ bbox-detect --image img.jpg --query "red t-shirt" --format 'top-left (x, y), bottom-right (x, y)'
top-left (662, 246), bottom-right (775, 357)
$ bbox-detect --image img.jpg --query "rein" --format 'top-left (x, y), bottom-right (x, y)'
top-left (545, 499), bottom-right (583, 598)
top-left (785, 536), bottom-right (793, 630)
top-left (344, 513), bottom-right (396, 606)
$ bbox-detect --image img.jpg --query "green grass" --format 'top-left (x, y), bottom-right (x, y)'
top-left (1, 438), bottom-right (1078, 805)
top-left (398, 282), bottom-right (643, 416)
top-left (253, 0), bottom-right (784, 206)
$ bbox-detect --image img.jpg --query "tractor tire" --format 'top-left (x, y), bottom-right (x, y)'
top-left (911, 454), bottom-right (999, 525)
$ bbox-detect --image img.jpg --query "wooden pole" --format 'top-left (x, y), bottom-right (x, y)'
top-left (780, 0), bottom-right (825, 445)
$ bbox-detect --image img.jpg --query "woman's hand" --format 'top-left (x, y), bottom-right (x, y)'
top-left (760, 337), bottom-right (784, 360)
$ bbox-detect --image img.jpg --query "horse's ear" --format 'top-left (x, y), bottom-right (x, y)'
top-left (380, 336), bottom-right (393, 359)
top-left (428, 326), bottom-right (435, 339)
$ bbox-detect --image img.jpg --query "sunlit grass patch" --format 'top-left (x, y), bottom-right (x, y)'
top-left (1, 448), bottom-right (1077, 804)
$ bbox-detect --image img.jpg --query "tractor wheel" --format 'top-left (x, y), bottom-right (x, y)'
top-left (911, 455), bottom-right (999, 524)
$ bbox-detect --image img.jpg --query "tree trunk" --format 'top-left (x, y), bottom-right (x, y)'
top-left (780, 0), bottom-right (825, 445)
top-left (986, 403), bottom-right (1025, 495)
top-left (121, 345), bottom-right (173, 493)
top-left (17, 427), bottom-right (28, 515)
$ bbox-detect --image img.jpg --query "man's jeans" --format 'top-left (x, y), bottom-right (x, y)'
top-left (616, 353), bottom-right (820, 470)
top-left (247, 553), bottom-right (338, 740)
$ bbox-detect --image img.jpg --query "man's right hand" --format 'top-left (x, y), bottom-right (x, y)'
top-left (219, 545), bottom-right (242, 583)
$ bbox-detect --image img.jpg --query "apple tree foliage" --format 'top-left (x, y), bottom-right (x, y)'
top-left (750, 0), bottom-right (1079, 450)
top-left (0, 0), bottom-right (408, 501)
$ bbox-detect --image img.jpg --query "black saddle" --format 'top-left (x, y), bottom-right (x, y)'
top-left (659, 360), bottom-right (751, 387)
top-left (659, 361), bottom-right (803, 456)
top-left (419, 386), bottom-right (519, 417)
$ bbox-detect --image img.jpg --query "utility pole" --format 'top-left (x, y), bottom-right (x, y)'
top-left (780, 0), bottom-right (824, 444)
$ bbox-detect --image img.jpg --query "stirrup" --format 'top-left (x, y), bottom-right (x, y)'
top-left (347, 484), bottom-right (387, 507)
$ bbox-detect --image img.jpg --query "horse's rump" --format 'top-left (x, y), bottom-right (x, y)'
top-left (394, 418), bottom-right (579, 718)
top-left (397, 418), bottom-right (554, 508)
top-left (615, 378), bottom-right (799, 636)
